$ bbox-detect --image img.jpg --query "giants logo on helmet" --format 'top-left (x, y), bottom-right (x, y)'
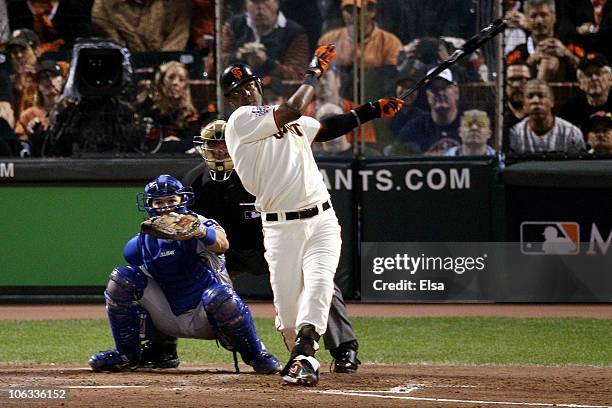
top-left (231, 67), bottom-right (243, 79)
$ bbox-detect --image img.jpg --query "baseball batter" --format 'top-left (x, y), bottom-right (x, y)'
top-left (185, 119), bottom-right (361, 373)
top-left (222, 45), bottom-right (403, 386)
top-left (88, 174), bottom-right (281, 375)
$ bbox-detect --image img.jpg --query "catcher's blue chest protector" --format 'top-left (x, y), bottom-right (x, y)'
top-left (124, 234), bottom-right (218, 315)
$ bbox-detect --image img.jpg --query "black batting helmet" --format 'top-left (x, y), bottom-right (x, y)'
top-left (220, 63), bottom-right (262, 96)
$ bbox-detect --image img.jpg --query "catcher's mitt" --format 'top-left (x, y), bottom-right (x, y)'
top-left (140, 212), bottom-right (203, 240)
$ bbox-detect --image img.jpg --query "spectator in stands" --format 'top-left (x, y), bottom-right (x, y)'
top-left (318, 0), bottom-right (402, 68)
top-left (316, 0), bottom-right (343, 36)
top-left (138, 61), bottom-right (199, 153)
top-left (509, 79), bottom-right (585, 154)
top-left (304, 67), bottom-right (377, 143)
top-left (315, 102), bottom-right (379, 156)
top-left (560, 53), bottom-right (612, 131)
top-left (190, 0), bottom-right (214, 53)
top-left (504, 61), bottom-right (532, 137)
top-left (398, 36), bottom-right (481, 84)
top-left (446, 110), bottom-right (496, 156)
top-left (15, 59), bottom-right (66, 157)
top-left (397, 68), bottom-right (462, 154)
top-left (503, 0), bottom-right (528, 56)
top-left (0, 72), bottom-right (17, 156)
top-left (374, 0), bottom-right (475, 46)
top-left (505, 0), bottom-right (581, 81)
top-left (7, 0), bottom-right (94, 53)
top-left (584, 111), bottom-right (612, 154)
top-left (556, 0), bottom-right (612, 63)
top-left (0, 71), bottom-right (15, 126)
top-left (92, 0), bottom-right (191, 52)
top-left (280, 0), bottom-right (323, 52)
top-left (261, 77), bottom-right (287, 105)
top-left (226, 0), bottom-right (246, 14)
top-left (389, 69), bottom-right (426, 138)
top-left (6, 29), bottom-right (40, 125)
top-left (221, 0), bottom-right (309, 80)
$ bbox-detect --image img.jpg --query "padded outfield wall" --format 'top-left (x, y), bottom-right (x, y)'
top-left (0, 158), bottom-right (611, 302)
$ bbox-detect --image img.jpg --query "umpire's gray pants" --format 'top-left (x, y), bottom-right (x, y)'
top-left (323, 284), bottom-right (357, 350)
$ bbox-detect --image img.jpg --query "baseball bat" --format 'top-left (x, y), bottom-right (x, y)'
top-left (397, 18), bottom-right (507, 101)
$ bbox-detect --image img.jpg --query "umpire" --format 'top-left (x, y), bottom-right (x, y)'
top-left (183, 119), bottom-right (360, 373)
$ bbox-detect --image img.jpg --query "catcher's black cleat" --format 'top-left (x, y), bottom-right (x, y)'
top-left (281, 355), bottom-right (320, 387)
top-left (88, 350), bottom-right (139, 372)
top-left (331, 348), bottom-right (361, 373)
top-left (139, 341), bottom-right (180, 369)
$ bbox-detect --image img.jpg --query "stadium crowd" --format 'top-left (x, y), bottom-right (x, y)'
top-left (0, 0), bottom-right (610, 158)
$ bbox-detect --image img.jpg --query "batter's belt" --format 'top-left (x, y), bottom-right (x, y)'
top-left (263, 200), bottom-right (331, 222)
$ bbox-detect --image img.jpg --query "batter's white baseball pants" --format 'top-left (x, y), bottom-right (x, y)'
top-left (262, 207), bottom-right (342, 350)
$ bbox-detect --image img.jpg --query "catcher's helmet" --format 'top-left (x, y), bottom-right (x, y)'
top-left (220, 63), bottom-right (262, 97)
top-left (193, 119), bottom-right (234, 181)
top-left (137, 174), bottom-right (194, 216)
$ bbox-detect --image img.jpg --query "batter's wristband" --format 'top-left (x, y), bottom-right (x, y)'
top-left (353, 101), bottom-right (379, 123)
top-left (202, 226), bottom-right (217, 246)
top-left (303, 73), bottom-right (318, 88)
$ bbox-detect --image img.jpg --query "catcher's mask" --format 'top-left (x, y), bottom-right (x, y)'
top-left (220, 63), bottom-right (262, 97)
top-left (137, 174), bottom-right (194, 216)
top-left (193, 119), bottom-right (234, 181)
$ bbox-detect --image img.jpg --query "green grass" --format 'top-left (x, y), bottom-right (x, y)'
top-left (1, 317), bottom-right (611, 367)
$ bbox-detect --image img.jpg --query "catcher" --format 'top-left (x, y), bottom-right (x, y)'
top-left (88, 174), bottom-right (281, 374)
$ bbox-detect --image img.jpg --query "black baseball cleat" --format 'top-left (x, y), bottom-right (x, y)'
top-left (281, 355), bottom-right (320, 387)
top-left (331, 348), bottom-right (361, 373)
top-left (138, 341), bottom-right (180, 369)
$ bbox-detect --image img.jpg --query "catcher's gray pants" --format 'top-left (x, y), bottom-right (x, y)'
top-left (137, 268), bottom-right (233, 340)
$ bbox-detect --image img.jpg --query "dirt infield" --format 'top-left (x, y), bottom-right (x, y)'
top-left (1, 364), bottom-right (611, 407)
top-left (1, 304), bottom-right (611, 407)
top-left (2, 302), bottom-right (612, 320)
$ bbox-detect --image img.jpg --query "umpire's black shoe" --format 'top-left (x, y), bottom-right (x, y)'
top-left (139, 341), bottom-right (180, 369)
top-left (331, 348), bottom-right (361, 373)
top-left (281, 355), bottom-right (320, 387)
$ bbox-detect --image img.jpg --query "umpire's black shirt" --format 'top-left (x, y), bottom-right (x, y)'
top-left (183, 164), bottom-right (269, 276)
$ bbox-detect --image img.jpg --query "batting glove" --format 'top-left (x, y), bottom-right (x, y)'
top-left (376, 98), bottom-right (405, 119)
top-left (307, 44), bottom-right (336, 78)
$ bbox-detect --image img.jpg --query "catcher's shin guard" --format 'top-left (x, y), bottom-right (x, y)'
top-left (104, 266), bottom-right (147, 362)
top-left (202, 283), bottom-right (281, 374)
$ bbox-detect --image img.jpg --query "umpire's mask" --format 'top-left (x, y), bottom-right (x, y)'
top-left (194, 119), bottom-right (234, 182)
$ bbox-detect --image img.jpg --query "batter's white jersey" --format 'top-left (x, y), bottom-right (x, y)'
top-left (225, 105), bottom-right (330, 212)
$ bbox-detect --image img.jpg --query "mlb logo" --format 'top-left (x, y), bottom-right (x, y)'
top-left (520, 222), bottom-right (580, 255)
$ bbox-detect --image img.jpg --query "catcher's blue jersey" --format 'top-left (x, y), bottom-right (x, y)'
top-left (123, 214), bottom-right (227, 316)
